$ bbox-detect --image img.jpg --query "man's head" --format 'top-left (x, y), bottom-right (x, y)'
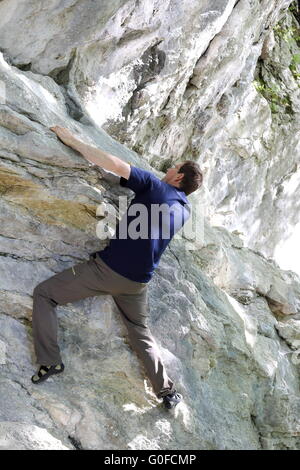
top-left (162, 160), bottom-right (203, 196)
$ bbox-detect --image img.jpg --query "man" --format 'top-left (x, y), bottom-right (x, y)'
top-left (31, 125), bottom-right (203, 410)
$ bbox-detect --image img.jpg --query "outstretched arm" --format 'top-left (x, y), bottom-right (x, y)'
top-left (50, 126), bottom-right (130, 179)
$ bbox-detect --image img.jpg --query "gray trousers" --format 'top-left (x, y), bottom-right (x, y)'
top-left (32, 252), bottom-right (176, 398)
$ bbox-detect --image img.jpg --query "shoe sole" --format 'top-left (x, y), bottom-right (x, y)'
top-left (164, 401), bottom-right (181, 410)
top-left (31, 366), bottom-right (64, 384)
top-left (163, 394), bottom-right (183, 410)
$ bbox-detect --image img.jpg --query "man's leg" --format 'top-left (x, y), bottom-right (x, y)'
top-left (32, 252), bottom-right (177, 399)
top-left (112, 289), bottom-right (176, 399)
top-left (32, 255), bottom-right (109, 365)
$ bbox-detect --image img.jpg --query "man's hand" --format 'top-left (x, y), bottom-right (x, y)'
top-left (50, 126), bottom-right (78, 147)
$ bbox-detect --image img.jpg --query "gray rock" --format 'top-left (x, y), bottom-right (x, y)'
top-left (0, 0), bottom-right (299, 451)
top-left (0, 422), bottom-right (71, 450)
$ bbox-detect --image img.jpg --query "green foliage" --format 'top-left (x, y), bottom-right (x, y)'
top-left (253, 79), bottom-right (293, 114)
top-left (292, 53), bottom-right (300, 64)
top-left (267, 8), bottom-right (300, 86)
top-left (289, 54), bottom-right (300, 82)
top-left (273, 1), bottom-right (300, 44)
top-left (273, 23), bottom-right (299, 43)
top-left (288, 3), bottom-right (297, 12)
top-left (253, 3), bottom-right (300, 111)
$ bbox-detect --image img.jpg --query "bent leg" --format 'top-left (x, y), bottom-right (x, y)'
top-left (112, 289), bottom-right (176, 398)
top-left (32, 257), bottom-right (109, 365)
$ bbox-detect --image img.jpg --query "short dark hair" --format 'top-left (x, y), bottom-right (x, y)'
top-left (178, 160), bottom-right (203, 196)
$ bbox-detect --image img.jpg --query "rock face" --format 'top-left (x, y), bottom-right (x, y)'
top-left (0, 0), bottom-right (300, 450)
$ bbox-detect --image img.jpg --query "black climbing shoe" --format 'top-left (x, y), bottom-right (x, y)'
top-left (162, 391), bottom-right (182, 409)
top-left (31, 363), bottom-right (64, 384)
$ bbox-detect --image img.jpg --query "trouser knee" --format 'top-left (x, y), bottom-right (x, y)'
top-left (33, 283), bottom-right (43, 297)
top-left (33, 280), bottom-right (51, 299)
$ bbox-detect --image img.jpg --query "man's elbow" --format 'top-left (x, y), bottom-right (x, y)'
top-left (113, 160), bottom-right (131, 179)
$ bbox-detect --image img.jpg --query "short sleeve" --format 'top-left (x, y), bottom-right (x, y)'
top-left (120, 165), bottom-right (158, 194)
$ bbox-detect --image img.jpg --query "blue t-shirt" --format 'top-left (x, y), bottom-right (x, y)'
top-left (97, 165), bottom-right (191, 283)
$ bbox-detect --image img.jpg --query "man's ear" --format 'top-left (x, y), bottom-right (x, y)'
top-left (175, 173), bottom-right (184, 183)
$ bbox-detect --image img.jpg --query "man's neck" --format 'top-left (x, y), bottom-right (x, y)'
top-left (162, 179), bottom-right (179, 189)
